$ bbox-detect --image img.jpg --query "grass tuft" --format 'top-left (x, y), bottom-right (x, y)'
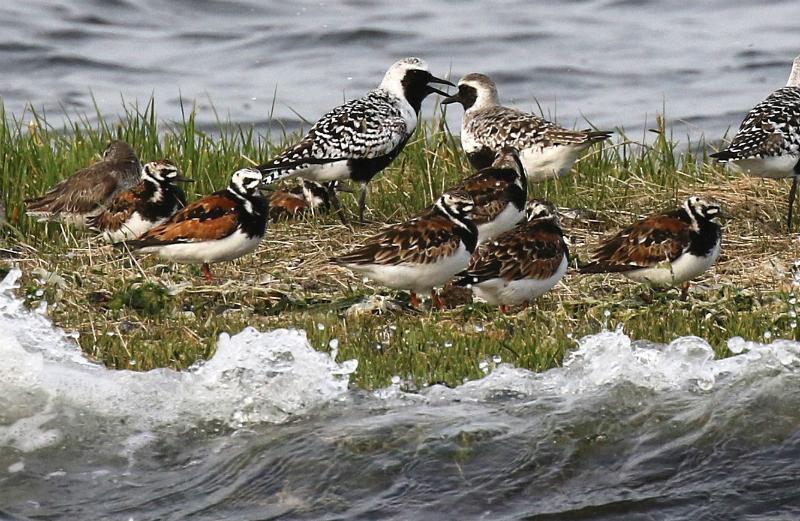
top-left (1, 100), bottom-right (798, 389)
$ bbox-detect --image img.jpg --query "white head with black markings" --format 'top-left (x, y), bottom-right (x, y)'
top-left (684, 196), bottom-right (721, 231)
top-left (436, 190), bottom-right (475, 222)
top-left (301, 180), bottom-right (331, 209)
top-left (379, 57), bottom-right (455, 113)
top-left (141, 160), bottom-right (180, 184)
top-left (525, 200), bottom-right (559, 223)
top-left (441, 73), bottom-right (501, 112)
top-left (229, 168), bottom-right (264, 197)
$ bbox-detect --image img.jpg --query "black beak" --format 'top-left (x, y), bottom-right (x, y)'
top-left (427, 75), bottom-right (455, 97)
top-left (258, 182), bottom-right (275, 192)
top-left (440, 91), bottom-right (461, 105)
top-left (174, 175), bottom-right (194, 183)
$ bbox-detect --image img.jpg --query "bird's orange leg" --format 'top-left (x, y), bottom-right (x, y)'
top-left (202, 262), bottom-right (214, 283)
top-left (431, 289), bottom-right (445, 310)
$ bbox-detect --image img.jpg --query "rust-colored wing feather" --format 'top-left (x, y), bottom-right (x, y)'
top-left (87, 185), bottom-right (143, 231)
top-left (582, 212), bottom-right (690, 273)
top-left (333, 212), bottom-right (462, 266)
top-left (449, 172), bottom-right (511, 226)
top-left (269, 189), bottom-right (308, 221)
top-left (126, 192), bottom-right (239, 247)
top-left (465, 221), bottom-right (568, 283)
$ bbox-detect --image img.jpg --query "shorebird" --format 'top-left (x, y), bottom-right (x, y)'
top-left (268, 180), bottom-right (349, 221)
top-left (444, 147), bottom-right (527, 243)
top-left (259, 57), bottom-right (454, 222)
top-left (26, 140), bottom-right (141, 227)
top-left (441, 73), bottom-right (611, 180)
top-left (331, 190), bottom-right (478, 309)
top-left (88, 160), bottom-right (190, 243)
top-left (580, 196), bottom-right (722, 298)
top-left (711, 55), bottom-right (800, 231)
top-left (122, 168), bottom-right (268, 282)
top-left (456, 200), bottom-right (569, 314)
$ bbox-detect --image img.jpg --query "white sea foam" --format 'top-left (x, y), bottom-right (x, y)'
top-left (0, 268), bottom-right (357, 451)
top-left (2, 267), bottom-right (800, 454)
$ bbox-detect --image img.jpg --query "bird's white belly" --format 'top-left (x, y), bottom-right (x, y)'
top-left (624, 242), bottom-right (721, 286)
top-left (347, 244), bottom-right (472, 293)
top-left (521, 144), bottom-right (588, 181)
top-left (476, 204), bottom-right (525, 243)
top-left (102, 213), bottom-right (162, 244)
top-left (472, 256), bottom-right (567, 305)
top-left (298, 160), bottom-right (352, 182)
top-left (728, 155), bottom-right (799, 179)
top-left (138, 230), bottom-right (264, 264)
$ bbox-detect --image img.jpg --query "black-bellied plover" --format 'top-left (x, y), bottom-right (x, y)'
top-left (442, 73), bottom-right (611, 180)
top-left (259, 57), bottom-right (454, 222)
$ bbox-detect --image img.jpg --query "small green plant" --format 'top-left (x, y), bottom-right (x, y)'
top-left (2, 100), bottom-right (797, 388)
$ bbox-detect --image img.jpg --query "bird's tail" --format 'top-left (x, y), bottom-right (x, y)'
top-left (452, 270), bottom-right (476, 287)
top-left (584, 130), bottom-right (613, 144)
top-left (708, 149), bottom-right (736, 162)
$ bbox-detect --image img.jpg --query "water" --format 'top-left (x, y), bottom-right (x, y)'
top-left (4, 3), bottom-right (800, 518)
top-left (3, 268), bottom-right (800, 519)
top-left (2, 0), bottom-right (800, 141)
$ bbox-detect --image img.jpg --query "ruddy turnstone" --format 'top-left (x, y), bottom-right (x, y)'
top-left (122, 168), bottom-right (268, 282)
top-left (268, 180), bottom-right (347, 221)
top-left (26, 140), bottom-right (141, 227)
top-left (88, 160), bottom-right (190, 243)
top-left (445, 146), bottom-right (526, 243)
top-left (456, 200), bottom-right (568, 314)
top-left (580, 196), bottom-right (721, 297)
top-left (711, 55), bottom-right (800, 231)
top-left (259, 57), bottom-right (454, 222)
top-left (331, 190), bottom-right (478, 309)
top-left (441, 73), bottom-right (612, 180)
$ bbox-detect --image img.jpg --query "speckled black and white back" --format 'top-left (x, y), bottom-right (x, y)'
top-left (712, 56), bottom-right (800, 178)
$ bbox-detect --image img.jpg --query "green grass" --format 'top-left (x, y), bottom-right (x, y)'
top-left (1, 102), bottom-right (798, 389)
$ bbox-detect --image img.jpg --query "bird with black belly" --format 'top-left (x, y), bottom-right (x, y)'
top-left (259, 57), bottom-right (454, 222)
top-left (711, 55), bottom-right (800, 232)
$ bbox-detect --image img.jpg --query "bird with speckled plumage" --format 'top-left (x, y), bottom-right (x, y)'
top-left (711, 55), bottom-right (800, 231)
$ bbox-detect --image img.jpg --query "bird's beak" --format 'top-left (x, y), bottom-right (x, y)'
top-left (174, 175), bottom-right (194, 183)
top-left (440, 90), bottom-right (461, 105)
top-left (258, 182), bottom-right (275, 192)
top-left (427, 75), bottom-right (456, 97)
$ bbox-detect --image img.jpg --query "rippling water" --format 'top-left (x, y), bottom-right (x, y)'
top-left (2, 0), bottom-right (800, 140)
top-left (4, 3), bottom-right (800, 519)
top-left (2, 268), bottom-right (800, 520)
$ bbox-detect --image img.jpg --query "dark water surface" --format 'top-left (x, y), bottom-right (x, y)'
top-left (2, 269), bottom-right (800, 519)
top-left (2, 0), bottom-right (800, 139)
top-left (3, 2), bottom-right (800, 519)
